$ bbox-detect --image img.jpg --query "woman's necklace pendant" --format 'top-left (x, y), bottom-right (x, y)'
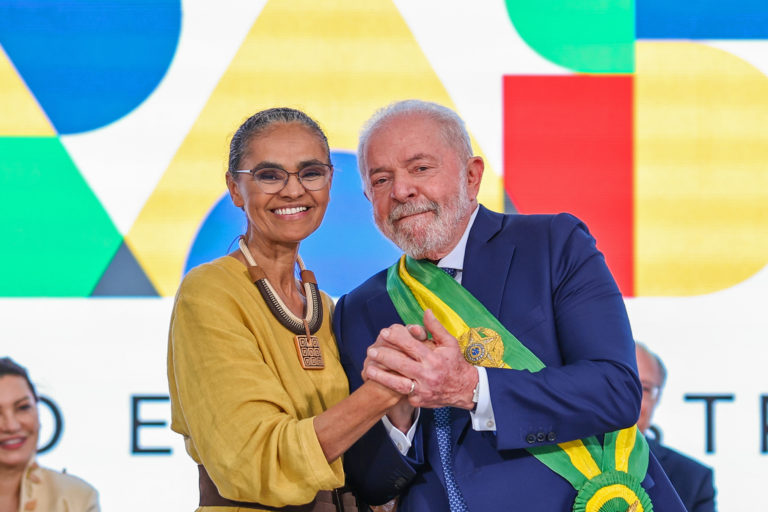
top-left (295, 318), bottom-right (324, 369)
top-left (294, 334), bottom-right (324, 369)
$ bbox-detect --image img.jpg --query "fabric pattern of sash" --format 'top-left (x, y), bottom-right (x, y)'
top-left (385, 255), bottom-right (653, 512)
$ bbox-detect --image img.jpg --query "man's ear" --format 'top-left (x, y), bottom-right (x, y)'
top-left (466, 156), bottom-right (484, 199)
top-left (226, 173), bottom-right (245, 208)
top-left (361, 174), bottom-right (372, 202)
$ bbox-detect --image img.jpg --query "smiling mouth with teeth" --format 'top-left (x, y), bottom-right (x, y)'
top-left (273, 206), bottom-right (309, 215)
top-left (0, 436), bottom-right (26, 448)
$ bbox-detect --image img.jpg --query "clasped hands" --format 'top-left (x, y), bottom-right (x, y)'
top-left (363, 309), bottom-right (479, 420)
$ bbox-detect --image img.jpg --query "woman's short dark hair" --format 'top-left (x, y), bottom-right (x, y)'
top-left (0, 357), bottom-right (38, 401)
top-left (227, 107), bottom-right (330, 175)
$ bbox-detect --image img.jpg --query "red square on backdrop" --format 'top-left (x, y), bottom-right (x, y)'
top-left (503, 75), bottom-right (634, 296)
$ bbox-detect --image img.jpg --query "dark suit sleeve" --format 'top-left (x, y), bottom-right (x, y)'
top-left (488, 213), bottom-right (642, 450)
top-left (689, 467), bottom-right (716, 512)
top-left (333, 293), bottom-right (424, 505)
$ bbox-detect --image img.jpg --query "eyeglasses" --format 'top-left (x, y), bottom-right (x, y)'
top-left (641, 382), bottom-right (661, 400)
top-left (234, 163), bottom-right (332, 194)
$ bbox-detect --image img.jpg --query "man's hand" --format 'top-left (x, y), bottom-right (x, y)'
top-left (362, 323), bottom-right (428, 385)
top-left (363, 310), bottom-right (478, 409)
top-left (362, 324), bottom-right (426, 432)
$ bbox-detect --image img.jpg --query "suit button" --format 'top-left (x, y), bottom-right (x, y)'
top-left (547, 431), bottom-right (557, 442)
top-left (536, 432), bottom-right (546, 442)
top-left (526, 433), bottom-right (536, 444)
top-left (393, 477), bottom-right (407, 490)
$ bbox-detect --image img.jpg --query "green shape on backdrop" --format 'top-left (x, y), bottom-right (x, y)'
top-left (0, 137), bottom-right (122, 296)
top-left (505, 0), bottom-right (635, 73)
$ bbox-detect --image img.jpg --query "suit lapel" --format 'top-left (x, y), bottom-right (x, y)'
top-left (462, 206), bottom-right (516, 319)
top-left (364, 288), bottom-right (401, 336)
top-left (647, 438), bottom-right (669, 463)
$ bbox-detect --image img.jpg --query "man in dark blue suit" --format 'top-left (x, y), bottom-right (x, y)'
top-left (636, 343), bottom-right (717, 512)
top-left (333, 99), bottom-right (687, 511)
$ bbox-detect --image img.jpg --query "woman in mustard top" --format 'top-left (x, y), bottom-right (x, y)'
top-left (167, 108), bottom-right (402, 511)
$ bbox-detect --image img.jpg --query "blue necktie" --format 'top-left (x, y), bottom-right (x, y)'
top-left (435, 266), bottom-right (469, 511)
top-left (440, 267), bottom-right (458, 279)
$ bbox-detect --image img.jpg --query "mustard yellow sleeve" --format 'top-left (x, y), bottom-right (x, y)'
top-left (168, 265), bottom-right (344, 506)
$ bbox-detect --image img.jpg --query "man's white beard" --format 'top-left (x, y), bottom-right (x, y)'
top-left (376, 183), bottom-right (471, 260)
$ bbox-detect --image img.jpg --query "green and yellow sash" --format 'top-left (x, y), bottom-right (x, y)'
top-left (386, 256), bottom-right (653, 512)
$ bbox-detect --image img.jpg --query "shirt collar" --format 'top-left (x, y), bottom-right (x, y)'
top-left (436, 205), bottom-right (479, 271)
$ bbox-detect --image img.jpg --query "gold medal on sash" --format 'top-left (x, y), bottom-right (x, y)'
top-left (458, 327), bottom-right (507, 368)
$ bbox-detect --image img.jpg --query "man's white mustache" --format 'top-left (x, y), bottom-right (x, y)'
top-left (388, 201), bottom-right (439, 223)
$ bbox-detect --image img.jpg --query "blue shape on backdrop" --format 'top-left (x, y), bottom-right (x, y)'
top-left (637, 0), bottom-right (768, 39)
top-left (184, 151), bottom-right (401, 297)
top-left (0, 0), bottom-right (181, 134)
top-left (184, 193), bottom-right (246, 274)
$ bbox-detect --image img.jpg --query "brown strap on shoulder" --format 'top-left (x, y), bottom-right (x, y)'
top-left (198, 465), bottom-right (358, 512)
top-left (248, 265), bottom-right (267, 282)
top-left (300, 269), bottom-right (316, 285)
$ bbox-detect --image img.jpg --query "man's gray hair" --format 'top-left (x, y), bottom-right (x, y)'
top-left (357, 99), bottom-right (473, 187)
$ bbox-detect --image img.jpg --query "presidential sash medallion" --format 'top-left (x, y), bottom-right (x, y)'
top-left (458, 327), bottom-right (506, 368)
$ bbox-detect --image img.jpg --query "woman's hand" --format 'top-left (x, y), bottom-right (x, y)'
top-left (314, 323), bottom-right (431, 462)
top-left (313, 374), bottom-right (403, 463)
top-left (386, 397), bottom-right (416, 433)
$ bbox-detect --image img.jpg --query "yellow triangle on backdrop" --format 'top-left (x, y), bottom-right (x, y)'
top-left (0, 45), bottom-right (55, 136)
top-left (127, 0), bottom-right (503, 296)
top-left (635, 42), bottom-right (768, 296)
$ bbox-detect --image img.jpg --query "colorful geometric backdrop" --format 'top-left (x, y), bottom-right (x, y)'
top-left (2, 1), bottom-right (766, 510)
